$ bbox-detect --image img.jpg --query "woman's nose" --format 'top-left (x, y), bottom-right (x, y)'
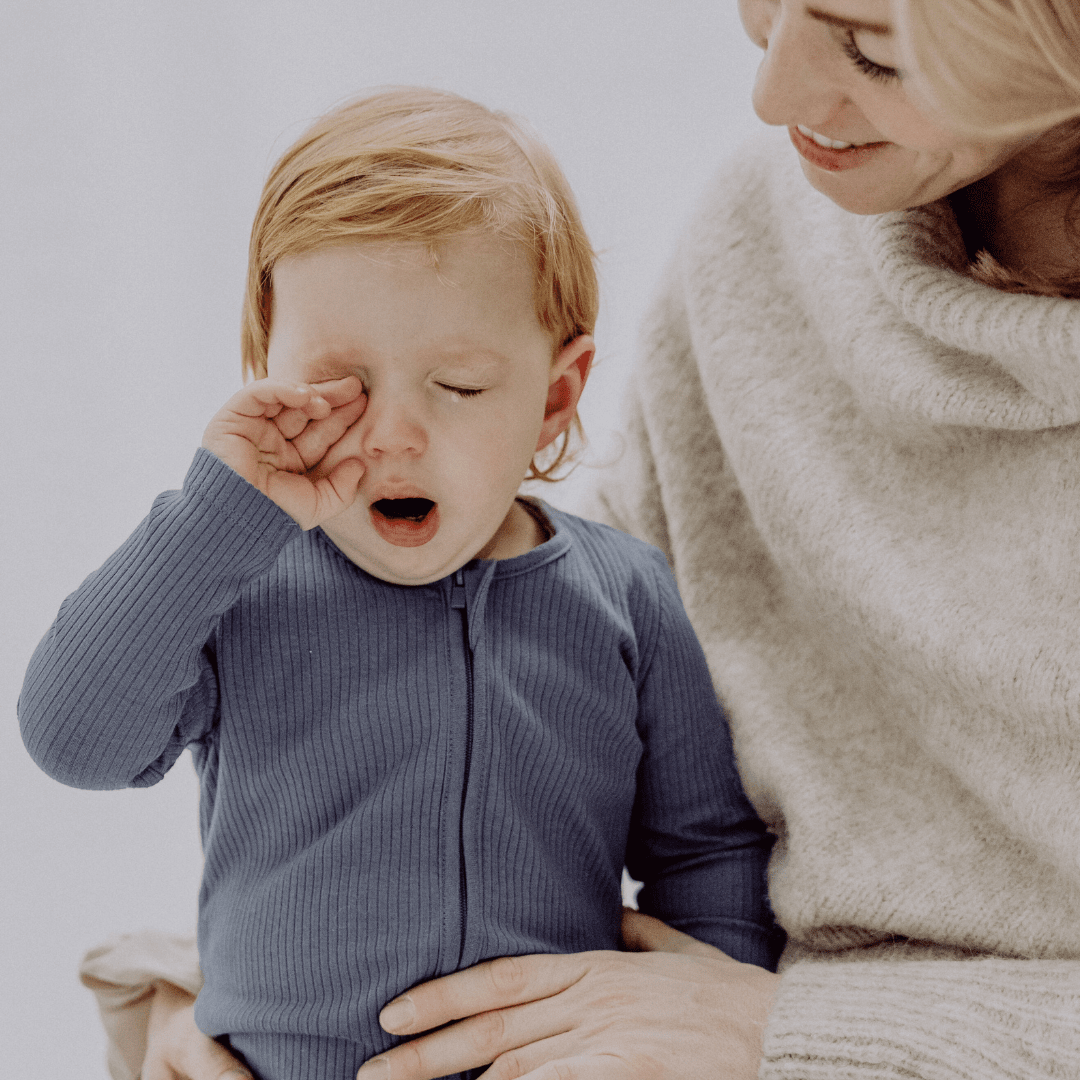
top-left (746, 2), bottom-right (847, 130)
top-left (360, 394), bottom-right (428, 458)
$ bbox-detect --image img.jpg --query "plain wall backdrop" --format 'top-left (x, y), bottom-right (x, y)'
top-left (2, 3), bottom-right (762, 1075)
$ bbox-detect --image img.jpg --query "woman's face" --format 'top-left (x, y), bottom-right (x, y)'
top-left (738, 0), bottom-right (1031, 214)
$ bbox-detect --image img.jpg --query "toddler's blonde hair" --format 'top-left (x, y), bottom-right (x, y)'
top-left (241, 87), bottom-right (599, 480)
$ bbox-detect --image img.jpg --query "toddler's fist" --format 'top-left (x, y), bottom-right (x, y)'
top-left (201, 376), bottom-right (367, 529)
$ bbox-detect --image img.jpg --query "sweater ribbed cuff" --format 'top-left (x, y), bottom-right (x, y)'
top-left (761, 956), bottom-right (1080, 1080)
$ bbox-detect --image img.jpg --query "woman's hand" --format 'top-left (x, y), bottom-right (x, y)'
top-left (355, 909), bottom-right (779, 1080)
top-left (201, 375), bottom-right (367, 530)
top-left (143, 982), bottom-right (252, 1080)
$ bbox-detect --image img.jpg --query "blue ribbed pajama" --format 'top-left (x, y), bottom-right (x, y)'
top-left (21, 450), bottom-right (781, 1080)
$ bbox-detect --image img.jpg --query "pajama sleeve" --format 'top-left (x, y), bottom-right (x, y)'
top-left (19, 449), bottom-right (298, 790)
top-left (624, 549), bottom-right (783, 971)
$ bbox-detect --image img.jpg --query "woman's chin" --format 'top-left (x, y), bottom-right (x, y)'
top-left (798, 160), bottom-right (907, 215)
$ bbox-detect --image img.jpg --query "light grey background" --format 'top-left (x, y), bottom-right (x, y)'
top-left (2, 3), bottom-right (762, 1075)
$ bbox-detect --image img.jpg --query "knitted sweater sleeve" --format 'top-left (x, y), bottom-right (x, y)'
top-left (762, 952), bottom-right (1080, 1079)
top-left (19, 450), bottom-right (298, 790)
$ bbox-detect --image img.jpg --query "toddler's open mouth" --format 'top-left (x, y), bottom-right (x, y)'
top-left (369, 497), bottom-right (440, 548)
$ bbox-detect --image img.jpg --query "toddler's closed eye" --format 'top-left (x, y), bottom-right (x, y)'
top-left (439, 384), bottom-right (485, 399)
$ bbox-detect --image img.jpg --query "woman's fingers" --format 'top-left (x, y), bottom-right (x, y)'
top-left (478, 1033), bottom-right (609, 1080)
top-left (491, 1051), bottom-right (628, 1080)
top-left (364, 993), bottom-right (575, 1080)
top-left (359, 942), bottom-right (780, 1080)
top-left (379, 953), bottom-right (590, 1036)
top-left (143, 983), bottom-right (254, 1080)
top-left (356, 954), bottom-right (593, 1080)
top-left (620, 908), bottom-right (729, 959)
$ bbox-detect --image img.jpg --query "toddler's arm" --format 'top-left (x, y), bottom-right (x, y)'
top-left (625, 555), bottom-right (783, 970)
top-left (19, 378), bottom-right (366, 789)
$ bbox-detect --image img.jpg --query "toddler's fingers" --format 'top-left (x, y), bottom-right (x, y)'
top-left (311, 375), bottom-right (366, 407)
top-left (265, 457), bottom-right (365, 529)
top-left (290, 393), bottom-right (368, 469)
top-left (224, 380), bottom-right (328, 420)
top-left (273, 398), bottom-right (332, 441)
top-left (315, 457), bottom-right (366, 518)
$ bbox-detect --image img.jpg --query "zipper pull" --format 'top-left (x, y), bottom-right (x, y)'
top-left (450, 568), bottom-right (466, 610)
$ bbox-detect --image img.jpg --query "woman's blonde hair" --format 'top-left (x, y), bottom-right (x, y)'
top-left (900, 0), bottom-right (1080, 138)
top-left (241, 87), bottom-right (599, 480)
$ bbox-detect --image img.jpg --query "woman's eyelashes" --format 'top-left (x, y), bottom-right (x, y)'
top-left (841, 31), bottom-right (900, 83)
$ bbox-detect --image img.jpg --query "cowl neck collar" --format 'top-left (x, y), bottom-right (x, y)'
top-left (858, 200), bottom-right (1080, 428)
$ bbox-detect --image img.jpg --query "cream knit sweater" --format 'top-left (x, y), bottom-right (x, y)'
top-left (586, 129), bottom-right (1080, 1078)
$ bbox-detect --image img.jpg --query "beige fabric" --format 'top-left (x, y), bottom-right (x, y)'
top-left (79, 932), bottom-right (202, 1080)
top-left (584, 128), bottom-right (1080, 1078)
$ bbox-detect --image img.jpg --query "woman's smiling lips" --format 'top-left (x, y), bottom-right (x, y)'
top-left (789, 124), bottom-right (891, 172)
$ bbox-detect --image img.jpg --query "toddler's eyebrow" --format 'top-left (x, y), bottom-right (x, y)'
top-left (435, 344), bottom-right (513, 366)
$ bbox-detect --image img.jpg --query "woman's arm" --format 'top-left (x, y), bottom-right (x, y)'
top-left (568, 263), bottom-right (1080, 1079)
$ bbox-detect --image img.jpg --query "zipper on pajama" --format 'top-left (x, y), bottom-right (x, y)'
top-left (450, 567), bottom-right (475, 968)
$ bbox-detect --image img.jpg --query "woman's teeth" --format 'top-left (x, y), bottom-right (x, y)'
top-left (797, 124), bottom-right (855, 150)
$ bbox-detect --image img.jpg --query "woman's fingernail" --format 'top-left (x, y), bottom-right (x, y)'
top-left (379, 995), bottom-right (416, 1031)
top-left (356, 1055), bottom-right (391, 1079)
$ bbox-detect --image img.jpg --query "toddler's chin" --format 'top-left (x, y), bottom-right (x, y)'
top-left (318, 522), bottom-right (465, 586)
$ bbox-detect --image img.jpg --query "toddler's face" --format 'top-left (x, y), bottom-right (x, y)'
top-left (266, 232), bottom-right (585, 585)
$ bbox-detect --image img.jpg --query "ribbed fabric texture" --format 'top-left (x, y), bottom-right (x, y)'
top-left (584, 127), bottom-right (1080, 1079)
top-left (764, 952), bottom-right (1080, 1079)
top-left (20, 448), bottom-right (780, 1080)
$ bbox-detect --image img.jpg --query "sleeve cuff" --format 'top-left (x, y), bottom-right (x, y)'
top-left (182, 447), bottom-right (299, 548)
top-left (762, 952), bottom-right (1080, 1079)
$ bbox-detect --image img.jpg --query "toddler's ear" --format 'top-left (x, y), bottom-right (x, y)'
top-left (536, 335), bottom-right (595, 452)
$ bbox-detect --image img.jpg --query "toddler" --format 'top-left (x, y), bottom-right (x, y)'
top-left (21, 88), bottom-right (781, 1080)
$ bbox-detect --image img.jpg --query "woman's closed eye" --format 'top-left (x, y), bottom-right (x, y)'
top-left (842, 31), bottom-right (900, 83)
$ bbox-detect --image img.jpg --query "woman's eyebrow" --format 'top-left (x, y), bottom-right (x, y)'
top-left (805, 6), bottom-right (892, 34)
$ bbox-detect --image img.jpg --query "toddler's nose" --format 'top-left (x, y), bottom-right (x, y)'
top-left (360, 395), bottom-right (427, 458)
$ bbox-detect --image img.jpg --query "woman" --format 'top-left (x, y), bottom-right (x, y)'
top-left (106, 0), bottom-right (1080, 1077)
